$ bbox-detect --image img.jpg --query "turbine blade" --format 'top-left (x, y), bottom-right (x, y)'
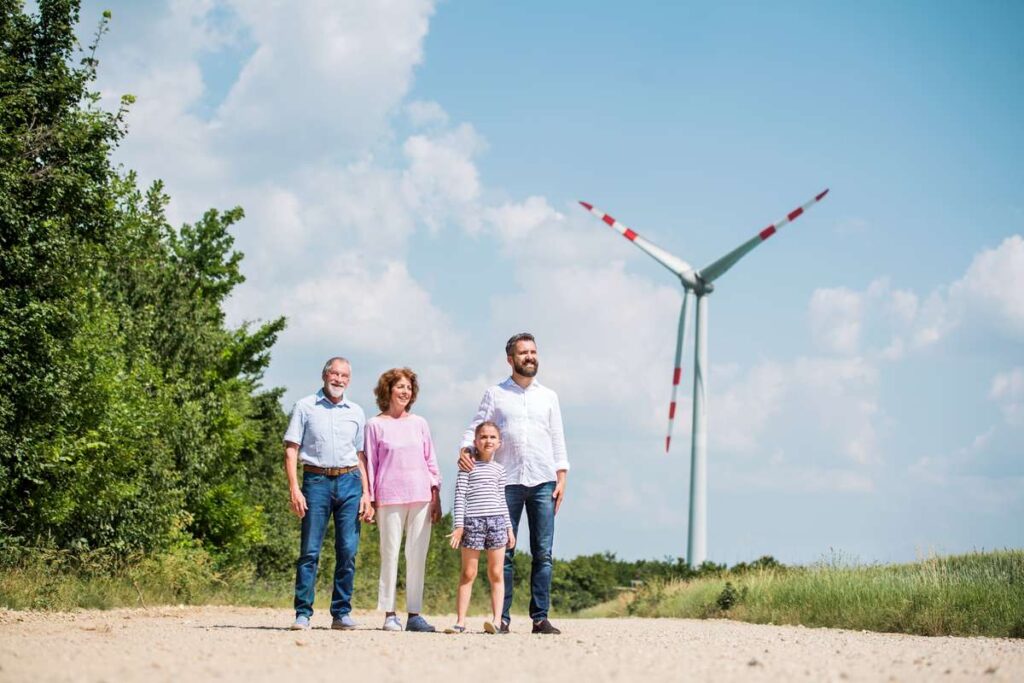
top-left (580, 201), bottom-right (696, 281)
top-left (697, 188), bottom-right (830, 284)
top-left (666, 292), bottom-right (691, 453)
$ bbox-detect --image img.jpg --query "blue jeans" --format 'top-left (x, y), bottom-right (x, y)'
top-left (294, 470), bottom-right (362, 619)
top-left (503, 481), bottom-right (555, 623)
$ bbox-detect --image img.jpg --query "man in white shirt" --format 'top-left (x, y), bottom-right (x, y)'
top-left (459, 333), bottom-right (569, 634)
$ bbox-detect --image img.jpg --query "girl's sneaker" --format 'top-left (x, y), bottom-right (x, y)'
top-left (444, 624), bottom-right (466, 634)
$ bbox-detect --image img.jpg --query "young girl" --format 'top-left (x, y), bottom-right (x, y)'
top-left (447, 421), bottom-right (515, 634)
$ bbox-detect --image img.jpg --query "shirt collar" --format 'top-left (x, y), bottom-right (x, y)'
top-left (316, 388), bottom-right (350, 407)
top-left (502, 376), bottom-right (540, 392)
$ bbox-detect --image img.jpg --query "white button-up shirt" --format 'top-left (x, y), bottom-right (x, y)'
top-left (461, 377), bottom-right (570, 487)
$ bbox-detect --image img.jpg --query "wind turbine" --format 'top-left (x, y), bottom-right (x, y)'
top-left (579, 189), bottom-right (829, 566)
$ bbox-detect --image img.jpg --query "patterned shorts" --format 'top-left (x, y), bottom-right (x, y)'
top-left (461, 515), bottom-right (508, 550)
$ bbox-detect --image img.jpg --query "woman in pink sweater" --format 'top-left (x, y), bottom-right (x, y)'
top-left (365, 367), bottom-right (442, 632)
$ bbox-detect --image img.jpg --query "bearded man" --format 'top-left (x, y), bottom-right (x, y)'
top-left (458, 333), bottom-right (570, 634)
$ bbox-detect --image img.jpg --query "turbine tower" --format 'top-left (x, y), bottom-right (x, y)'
top-left (579, 189), bottom-right (830, 567)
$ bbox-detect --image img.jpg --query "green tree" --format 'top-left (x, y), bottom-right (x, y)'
top-left (1, 1), bottom-right (288, 568)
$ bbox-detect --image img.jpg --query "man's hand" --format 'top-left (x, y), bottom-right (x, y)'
top-left (457, 447), bottom-right (475, 472)
top-left (359, 492), bottom-right (374, 522)
top-left (447, 528), bottom-right (464, 549)
top-left (430, 489), bottom-right (442, 524)
top-left (289, 486), bottom-right (307, 518)
top-left (507, 529), bottom-right (516, 550)
top-left (552, 476), bottom-right (566, 515)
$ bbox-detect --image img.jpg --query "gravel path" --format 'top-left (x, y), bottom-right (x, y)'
top-left (1, 607), bottom-right (1021, 682)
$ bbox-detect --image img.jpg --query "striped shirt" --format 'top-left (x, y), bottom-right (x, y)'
top-left (452, 460), bottom-right (512, 530)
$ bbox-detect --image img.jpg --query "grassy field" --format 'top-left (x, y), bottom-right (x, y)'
top-left (580, 550), bottom-right (1024, 638)
top-left (0, 543), bottom-right (525, 617)
top-left (5, 546), bottom-right (1022, 638)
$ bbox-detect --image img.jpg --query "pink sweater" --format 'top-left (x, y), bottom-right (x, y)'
top-left (365, 414), bottom-right (441, 505)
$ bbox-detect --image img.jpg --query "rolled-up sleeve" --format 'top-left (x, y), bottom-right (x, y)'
top-left (549, 393), bottom-right (570, 473)
top-left (422, 420), bottom-right (441, 489)
top-left (283, 402), bottom-right (306, 445)
top-left (353, 408), bottom-right (365, 453)
top-left (364, 422), bottom-right (379, 501)
top-left (460, 388), bottom-right (495, 449)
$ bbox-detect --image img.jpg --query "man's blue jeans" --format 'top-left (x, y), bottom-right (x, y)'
top-left (503, 481), bottom-right (555, 623)
top-left (294, 470), bottom-right (362, 619)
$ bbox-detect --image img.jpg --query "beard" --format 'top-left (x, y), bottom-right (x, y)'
top-left (513, 359), bottom-right (539, 377)
top-left (325, 384), bottom-right (345, 399)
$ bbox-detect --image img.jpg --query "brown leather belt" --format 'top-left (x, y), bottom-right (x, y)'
top-left (303, 464), bottom-right (358, 477)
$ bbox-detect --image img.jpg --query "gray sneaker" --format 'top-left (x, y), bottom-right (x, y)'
top-left (382, 615), bottom-right (402, 632)
top-left (331, 615), bottom-right (358, 630)
top-left (290, 615), bottom-right (311, 630)
top-left (405, 614), bottom-right (436, 632)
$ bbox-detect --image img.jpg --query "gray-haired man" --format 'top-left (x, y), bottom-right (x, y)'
top-left (284, 357), bottom-right (372, 630)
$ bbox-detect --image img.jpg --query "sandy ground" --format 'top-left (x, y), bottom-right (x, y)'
top-left (1, 607), bottom-right (1022, 682)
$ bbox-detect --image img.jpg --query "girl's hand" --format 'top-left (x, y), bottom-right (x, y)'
top-left (447, 528), bottom-right (463, 549)
top-left (507, 529), bottom-right (516, 550)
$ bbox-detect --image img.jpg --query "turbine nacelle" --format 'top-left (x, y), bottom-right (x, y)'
top-left (686, 274), bottom-right (713, 296)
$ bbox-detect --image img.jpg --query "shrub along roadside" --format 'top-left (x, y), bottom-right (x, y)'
top-left (584, 550), bottom-right (1024, 639)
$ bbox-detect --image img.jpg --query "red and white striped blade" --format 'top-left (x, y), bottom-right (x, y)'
top-left (579, 201), bottom-right (696, 281)
top-left (697, 188), bottom-right (829, 284)
top-left (665, 292), bottom-right (691, 453)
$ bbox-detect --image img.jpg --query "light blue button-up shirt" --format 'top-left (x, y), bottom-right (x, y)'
top-left (284, 389), bottom-right (365, 468)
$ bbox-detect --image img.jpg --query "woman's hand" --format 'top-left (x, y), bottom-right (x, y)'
top-left (430, 489), bottom-right (442, 524)
top-left (360, 493), bottom-right (375, 523)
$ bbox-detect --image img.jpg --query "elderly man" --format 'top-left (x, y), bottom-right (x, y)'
top-left (459, 332), bottom-right (569, 634)
top-left (285, 357), bottom-right (371, 631)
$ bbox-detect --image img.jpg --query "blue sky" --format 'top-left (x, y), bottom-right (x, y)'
top-left (80, 0), bottom-right (1023, 564)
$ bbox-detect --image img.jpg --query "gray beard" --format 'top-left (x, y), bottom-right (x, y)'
top-left (325, 384), bottom-right (345, 399)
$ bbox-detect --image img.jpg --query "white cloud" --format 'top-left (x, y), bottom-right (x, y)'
top-left (990, 367), bottom-right (1024, 426)
top-left (712, 361), bottom-right (788, 453)
top-left (405, 99), bottom-right (449, 128)
top-left (275, 258), bottom-right (463, 360)
top-left (712, 355), bottom-right (880, 467)
top-left (719, 462), bottom-right (875, 494)
top-left (808, 286), bottom-right (863, 355)
top-left (948, 235), bottom-right (1024, 338)
top-left (401, 124), bottom-right (486, 232)
top-left (215, 0), bottom-right (436, 162)
top-left (490, 262), bottom-right (681, 421)
top-left (804, 236), bottom-right (1024, 363)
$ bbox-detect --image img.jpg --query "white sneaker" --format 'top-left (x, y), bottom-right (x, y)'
top-left (382, 615), bottom-right (403, 631)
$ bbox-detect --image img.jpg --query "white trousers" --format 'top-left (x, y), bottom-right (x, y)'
top-left (377, 502), bottom-right (432, 613)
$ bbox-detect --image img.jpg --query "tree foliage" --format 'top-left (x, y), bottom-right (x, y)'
top-left (1, 0), bottom-right (287, 566)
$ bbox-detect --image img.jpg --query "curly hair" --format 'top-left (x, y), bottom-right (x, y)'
top-left (374, 367), bottom-right (419, 413)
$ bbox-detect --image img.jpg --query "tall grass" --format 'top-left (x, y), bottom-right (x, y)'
top-left (0, 541), bottom-right (528, 617)
top-left (594, 550), bottom-right (1024, 638)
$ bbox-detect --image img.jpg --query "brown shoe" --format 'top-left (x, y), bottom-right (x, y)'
top-left (531, 619), bottom-right (561, 635)
top-left (499, 620), bottom-right (510, 634)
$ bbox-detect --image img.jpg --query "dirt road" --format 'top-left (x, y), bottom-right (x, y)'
top-left (1, 607), bottom-right (1021, 682)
